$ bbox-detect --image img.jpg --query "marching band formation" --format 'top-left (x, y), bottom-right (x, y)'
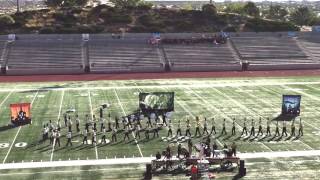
top-left (40, 109), bottom-right (303, 149)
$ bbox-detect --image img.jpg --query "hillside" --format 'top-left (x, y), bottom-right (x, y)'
top-left (0, 4), bottom-right (299, 34)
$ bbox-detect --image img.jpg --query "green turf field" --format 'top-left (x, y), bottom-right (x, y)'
top-left (0, 76), bottom-right (320, 179)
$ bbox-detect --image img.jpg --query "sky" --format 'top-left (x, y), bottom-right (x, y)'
top-left (144, 0), bottom-right (320, 2)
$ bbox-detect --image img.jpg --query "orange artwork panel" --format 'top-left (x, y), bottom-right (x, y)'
top-left (10, 103), bottom-right (31, 120)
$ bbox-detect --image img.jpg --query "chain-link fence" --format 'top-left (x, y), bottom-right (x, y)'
top-left (0, 0), bottom-right (46, 14)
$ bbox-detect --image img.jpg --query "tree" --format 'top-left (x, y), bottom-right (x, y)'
top-left (45, 0), bottom-right (88, 8)
top-left (290, 6), bottom-right (316, 26)
top-left (109, 0), bottom-right (141, 9)
top-left (63, 0), bottom-right (88, 7)
top-left (202, 4), bottom-right (217, 18)
top-left (45, 0), bottom-right (63, 7)
top-left (243, 2), bottom-right (259, 18)
top-left (266, 5), bottom-right (288, 21)
top-left (223, 2), bottom-right (245, 15)
top-left (182, 4), bottom-right (193, 11)
top-left (0, 15), bottom-right (15, 29)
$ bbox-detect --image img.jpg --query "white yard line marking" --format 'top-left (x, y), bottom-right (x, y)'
top-left (280, 85), bottom-right (320, 130)
top-left (209, 87), bottom-right (273, 152)
top-left (0, 90), bottom-right (14, 108)
top-left (174, 94), bottom-right (224, 147)
top-left (88, 90), bottom-right (99, 160)
top-left (167, 87), bottom-right (224, 146)
top-left (265, 85), bottom-right (320, 131)
top-left (113, 89), bottom-right (143, 157)
top-left (3, 90), bottom-right (39, 164)
top-left (256, 85), bottom-right (317, 150)
top-left (50, 90), bottom-right (64, 162)
top-left (2, 150), bottom-right (320, 170)
top-left (134, 84), bottom-right (177, 134)
top-left (0, 167), bottom-right (142, 176)
top-left (254, 86), bottom-right (315, 150)
top-left (185, 87), bottom-right (242, 129)
top-left (0, 81), bottom-right (320, 92)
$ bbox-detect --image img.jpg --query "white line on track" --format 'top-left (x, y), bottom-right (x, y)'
top-left (50, 90), bottom-right (64, 161)
top-left (2, 90), bottom-right (39, 164)
top-left (2, 149), bottom-right (320, 170)
top-left (0, 167), bottom-right (142, 176)
top-left (88, 90), bottom-right (99, 160)
top-left (0, 81), bottom-right (320, 92)
top-left (113, 88), bottom-right (144, 158)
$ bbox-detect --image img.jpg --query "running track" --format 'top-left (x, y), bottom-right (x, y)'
top-left (0, 69), bottom-right (320, 82)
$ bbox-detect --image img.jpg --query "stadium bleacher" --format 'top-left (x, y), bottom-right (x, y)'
top-left (163, 43), bottom-right (241, 71)
top-left (0, 32), bottom-right (319, 75)
top-left (297, 33), bottom-right (320, 62)
top-left (230, 33), bottom-right (320, 70)
top-left (0, 41), bottom-right (7, 68)
top-left (6, 39), bottom-right (84, 75)
top-left (88, 36), bottom-right (165, 73)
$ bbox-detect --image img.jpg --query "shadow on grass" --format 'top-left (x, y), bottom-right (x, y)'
top-left (0, 124), bottom-right (14, 132)
top-left (53, 146), bottom-right (66, 152)
top-left (274, 136), bottom-right (283, 142)
top-left (110, 141), bottom-right (122, 146)
top-left (258, 135), bottom-right (268, 142)
top-left (292, 136), bottom-right (301, 141)
top-left (267, 135), bottom-right (276, 142)
top-left (232, 173), bottom-right (245, 180)
top-left (35, 144), bottom-right (50, 151)
top-left (39, 147), bottom-right (52, 153)
top-left (234, 136), bottom-right (242, 141)
top-left (223, 135), bottom-right (233, 141)
top-left (75, 145), bottom-right (92, 151)
top-left (272, 114), bottom-right (297, 121)
top-left (242, 136), bottom-right (250, 141)
top-left (249, 136), bottom-right (257, 142)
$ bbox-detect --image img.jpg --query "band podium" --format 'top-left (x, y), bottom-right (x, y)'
top-left (10, 103), bottom-right (32, 126)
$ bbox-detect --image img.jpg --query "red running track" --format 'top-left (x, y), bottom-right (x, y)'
top-left (0, 69), bottom-right (320, 83)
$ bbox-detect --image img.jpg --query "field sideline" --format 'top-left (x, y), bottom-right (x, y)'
top-left (0, 76), bottom-right (320, 179)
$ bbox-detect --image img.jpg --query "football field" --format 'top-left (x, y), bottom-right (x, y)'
top-left (0, 76), bottom-right (320, 179)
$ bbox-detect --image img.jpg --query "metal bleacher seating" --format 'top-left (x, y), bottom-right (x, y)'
top-left (163, 43), bottom-right (241, 71)
top-left (230, 33), bottom-right (320, 70)
top-left (296, 33), bottom-right (320, 62)
top-left (0, 41), bottom-right (7, 68)
top-left (88, 35), bottom-right (165, 73)
top-left (1, 32), bottom-right (320, 75)
top-left (6, 36), bottom-right (84, 75)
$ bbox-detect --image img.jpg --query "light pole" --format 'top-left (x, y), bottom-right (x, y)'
top-left (16, 0), bottom-right (20, 13)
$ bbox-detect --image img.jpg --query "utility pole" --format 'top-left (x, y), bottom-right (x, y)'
top-left (16, 0), bottom-right (20, 13)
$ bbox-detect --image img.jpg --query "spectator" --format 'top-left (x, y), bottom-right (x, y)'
top-left (191, 164), bottom-right (198, 180)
